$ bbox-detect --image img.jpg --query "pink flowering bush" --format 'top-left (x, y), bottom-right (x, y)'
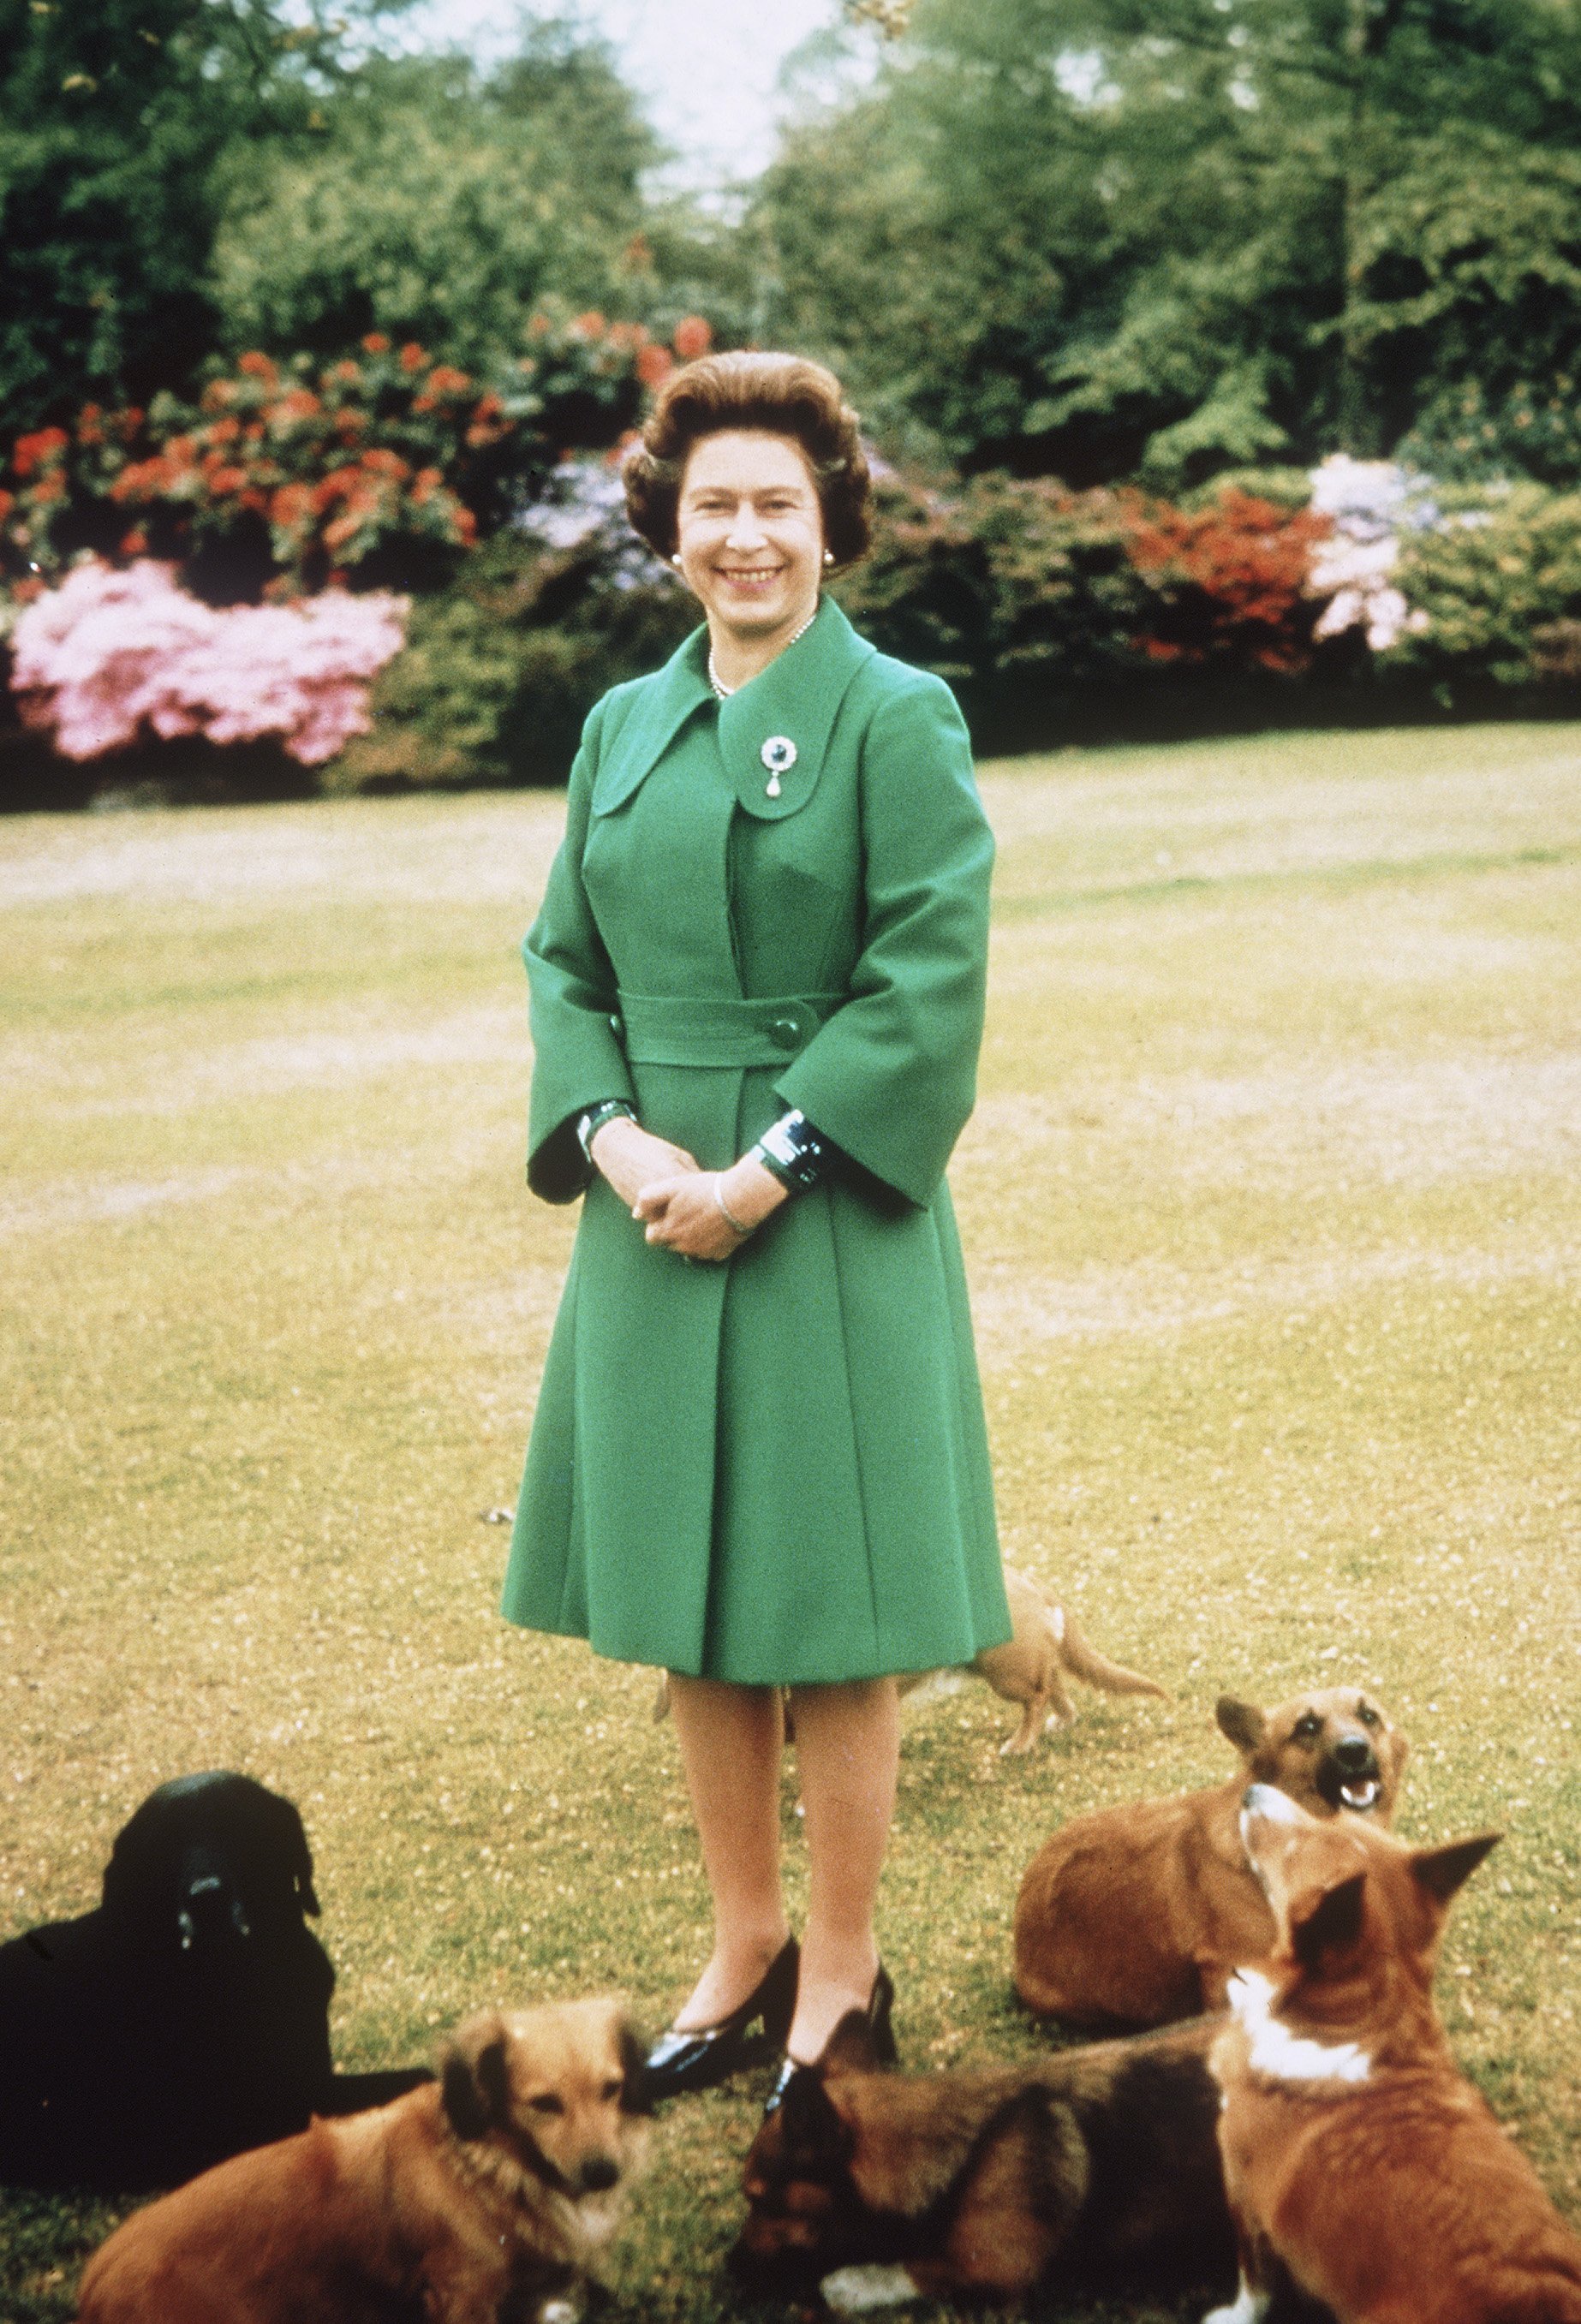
top-left (11, 560), bottom-right (407, 765)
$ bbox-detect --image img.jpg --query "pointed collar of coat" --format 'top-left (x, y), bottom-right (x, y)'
top-left (589, 593), bottom-right (877, 822)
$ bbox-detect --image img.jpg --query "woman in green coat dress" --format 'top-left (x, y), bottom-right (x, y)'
top-left (502, 351), bottom-right (1011, 2101)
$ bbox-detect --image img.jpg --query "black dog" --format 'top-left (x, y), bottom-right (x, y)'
top-left (0, 1771), bottom-right (427, 2191)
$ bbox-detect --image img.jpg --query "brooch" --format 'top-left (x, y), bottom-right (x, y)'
top-left (760, 736), bottom-right (796, 797)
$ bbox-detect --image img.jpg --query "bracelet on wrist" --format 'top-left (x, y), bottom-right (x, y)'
top-left (577, 1099), bottom-right (635, 1164)
top-left (713, 1173), bottom-right (753, 1237)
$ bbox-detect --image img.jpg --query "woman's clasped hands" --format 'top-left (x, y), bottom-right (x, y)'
top-left (588, 1114), bottom-right (787, 1262)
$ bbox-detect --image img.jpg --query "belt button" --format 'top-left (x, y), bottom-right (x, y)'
top-left (769, 1016), bottom-right (800, 1050)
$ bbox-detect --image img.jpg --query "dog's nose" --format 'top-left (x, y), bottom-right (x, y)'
top-left (1333, 1736), bottom-right (1376, 1774)
top-left (580, 2156), bottom-right (619, 2193)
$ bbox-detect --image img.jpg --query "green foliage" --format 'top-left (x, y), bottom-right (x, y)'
top-left (1184, 467), bottom-right (1315, 514)
top-left (210, 33), bottom-right (659, 377)
top-left (832, 476), bottom-right (993, 685)
top-left (1383, 482), bottom-right (1581, 694)
top-left (760, 0), bottom-right (1581, 484)
top-left (1401, 375), bottom-right (1581, 492)
top-left (331, 524), bottom-right (695, 792)
top-left (1344, 134), bottom-right (1581, 467)
top-left (0, 5), bottom-right (669, 450)
top-left (963, 474), bottom-right (1154, 688)
top-left (837, 473), bottom-right (1153, 701)
top-left (0, 0), bottom-right (398, 433)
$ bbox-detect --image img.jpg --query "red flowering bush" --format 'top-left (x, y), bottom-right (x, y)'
top-left (671, 315), bottom-right (713, 362)
top-left (1122, 486), bottom-right (1333, 676)
top-left (0, 308), bottom-right (716, 608)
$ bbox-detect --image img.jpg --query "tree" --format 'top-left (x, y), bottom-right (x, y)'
top-left (761, 0), bottom-right (1581, 483)
top-left (209, 27), bottom-right (660, 375)
top-left (0, 1), bottom-right (400, 433)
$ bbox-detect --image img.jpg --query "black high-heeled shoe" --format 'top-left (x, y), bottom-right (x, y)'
top-left (636, 1937), bottom-right (799, 2104)
top-left (761, 1961), bottom-right (896, 2117)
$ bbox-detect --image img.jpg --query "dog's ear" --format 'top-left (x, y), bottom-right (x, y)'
top-left (1216, 1696), bottom-right (1267, 1757)
top-left (261, 1790), bottom-right (321, 1916)
top-left (1411, 1831), bottom-right (1500, 1905)
top-left (820, 2009), bottom-right (883, 2077)
top-left (283, 1800), bottom-right (320, 1916)
top-left (441, 2010), bottom-right (512, 2141)
top-left (617, 2017), bottom-right (653, 2114)
top-left (1289, 1869), bottom-right (1368, 1968)
top-left (778, 2066), bottom-right (849, 2165)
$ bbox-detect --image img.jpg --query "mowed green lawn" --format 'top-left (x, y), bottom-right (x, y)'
top-left (3, 722), bottom-right (1579, 2321)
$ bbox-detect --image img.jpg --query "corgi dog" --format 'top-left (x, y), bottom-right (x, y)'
top-left (654, 1562), bottom-right (1166, 1755)
top-left (1207, 1785), bottom-right (1581, 2324)
top-left (1015, 1687), bottom-right (1407, 2028)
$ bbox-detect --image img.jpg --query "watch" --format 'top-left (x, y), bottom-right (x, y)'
top-left (577, 1099), bottom-right (634, 1164)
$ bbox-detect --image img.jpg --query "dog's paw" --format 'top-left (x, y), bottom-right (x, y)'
top-left (820, 2263), bottom-right (922, 2314)
top-left (1201, 2287), bottom-right (1272, 2324)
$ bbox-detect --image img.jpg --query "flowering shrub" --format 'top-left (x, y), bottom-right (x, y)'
top-left (11, 560), bottom-right (407, 764)
top-left (330, 467), bottom-right (693, 791)
top-left (1307, 456), bottom-right (1434, 654)
top-left (1122, 487), bottom-right (1333, 676)
top-left (0, 308), bottom-right (714, 605)
top-left (831, 474), bottom-right (993, 686)
top-left (1379, 480), bottom-right (1581, 694)
top-left (840, 474), bottom-right (1352, 730)
top-left (516, 454), bottom-right (674, 588)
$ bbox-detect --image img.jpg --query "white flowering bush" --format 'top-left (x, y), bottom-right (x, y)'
top-left (515, 456), bottom-right (674, 588)
top-left (1307, 456), bottom-right (1434, 653)
top-left (10, 559), bottom-right (408, 765)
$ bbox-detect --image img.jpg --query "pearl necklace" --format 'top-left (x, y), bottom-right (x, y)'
top-left (708, 604), bottom-right (819, 700)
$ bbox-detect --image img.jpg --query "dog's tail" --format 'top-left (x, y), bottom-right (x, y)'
top-left (1057, 1611), bottom-right (1168, 1700)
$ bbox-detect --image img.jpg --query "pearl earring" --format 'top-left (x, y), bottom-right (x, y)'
top-left (824, 551), bottom-right (834, 565)
top-left (671, 552), bottom-right (683, 568)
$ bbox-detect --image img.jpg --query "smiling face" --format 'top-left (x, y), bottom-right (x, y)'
top-left (674, 428), bottom-right (826, 658)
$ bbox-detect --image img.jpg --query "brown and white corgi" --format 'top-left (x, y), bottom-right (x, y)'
top-left (1015, 1686), bottom-right (1407, 2028)
top-left (1206, 1784), bottom-right (1581, 2324)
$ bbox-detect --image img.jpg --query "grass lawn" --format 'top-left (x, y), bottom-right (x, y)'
top-left (3, 720), bottom-right (1579, 2321)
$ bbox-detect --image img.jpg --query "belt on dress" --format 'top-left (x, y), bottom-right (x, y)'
top-left (612, 990), bottom-right (843, 1069)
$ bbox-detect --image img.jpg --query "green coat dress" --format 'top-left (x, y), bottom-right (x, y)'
top-left (501, 594), bottom-right (1011, 1683)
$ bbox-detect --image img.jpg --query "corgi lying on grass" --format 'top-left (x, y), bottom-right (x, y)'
top-left (1015, 1687), bottom-right (1406, 2028)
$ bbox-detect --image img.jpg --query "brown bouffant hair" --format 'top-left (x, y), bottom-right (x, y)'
top-left (623, 351), bottom-right (873, 569)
